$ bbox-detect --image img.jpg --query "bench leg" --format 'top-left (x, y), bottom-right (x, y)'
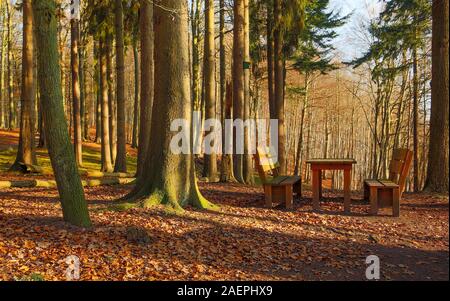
top-left (344, 169), bottom-right (351, 213)
top-left (296, 181), bottom-right (302, 198)
top-left (312, 170), bottom-right (320, 211)
top-left (264, 185), bottom-right (273, 208)
top-left (285, 185), bottom-right (293, 210)
top-left (392, 187), bottom-right (400, 217)
top-left (369, 187), bottom-right (378, 215)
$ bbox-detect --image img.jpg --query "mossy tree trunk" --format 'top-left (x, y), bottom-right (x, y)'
top-left (10, 0), bottom-right (38, 172)
top-left (125, 0), bottom-right (216, 212)
top-left (114, 0), bottom-right (127, 173)
top-left (33, 0), bottom-right (91, 228)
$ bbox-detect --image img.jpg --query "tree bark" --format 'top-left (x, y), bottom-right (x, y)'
top-left (125, 0), bottom-right (216, 211)
top-left (233, 0), bottom-right (245, 183)
top-left (10, 0), bottom-right (38, 172)
top-left (136, 0), bottom-right (154, 178)
top-left (114, 0), bottom-right (127, 173)
top-left (266, 1), bottom-right (275, 120)
top-left (99, 38), bottom-right (113, 173)
top-left (425, 0), bottom-right (449, 193)
top-left (71, 16), bottom-right (83, 166)
top-left (131, 40), bottom-right (139, 149)
top-left (33, 0), bottom-right (91, 227)
top-left (243, 0), bottom-right (253, 184)
top-left (106, 33), bottom-right (117, 164)
top-left (274, 0), bottom-right (286, 174)
top-left (202, 0), bottom-right (218, 181)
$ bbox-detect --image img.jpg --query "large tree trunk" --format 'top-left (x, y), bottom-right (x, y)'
top-left (71, 15), bottom-right (83, 166)
top-left (33, 0), bottom-right (91, 227)
top-left (131, 40), bottom-right (139, 149)
top-left (274, 0), bottom-right (286, 174)
top-left (233, 0), bottom-right (245, 183)
top-left (135, 0), bottom-right (154, 178)
top-left (10, 0), bottom-right (38, 172)
top-left (114, 0), bottom-right (127, 172)
top-left (124, 0), bottom-right (216, 211)
top-left (6, 0), bottom-right (15, 130)
top-left (425, 0), bottom-right (449, 193)
top-left (202, 0), bottom-right (218, 181)
top-left (99, 38), bottom-right (113, 173)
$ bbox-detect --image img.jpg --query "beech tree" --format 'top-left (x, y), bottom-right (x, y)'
top-left (124, 0), bottom-right (217, 211)
top-left (33, 0), bottom-right (91, 227)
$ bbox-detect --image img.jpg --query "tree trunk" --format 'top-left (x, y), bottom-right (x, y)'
top-left (33, 0), bottom-right (91, 227)
top-left (6, 0), bottom-right (15, 130)
top-left (71, 16), bottom-right (83, 166)
top-left (106, 33), bottom-right (117, 164)
top-left (131, 40), bottom-right (139, 149)
top-left (135, 0), bottom-right (154, 179)
top-left (425, 0), bottom-right (449, 193)
top-left (99, 38), bottom-right (113, 173)
top-left (191, 0), bottom-right (201, 112)
top-left (266, 0), bottom-right (275, 120)
top-left (243, 0), bottom-right (253, 184)
top-left (233, 0), bottom-right (245, 183)
top-left (202, 0), bottom-right (218, 181)
top-left (412, 43), bottom-right (420, 191)
top-left (114, 0), bottom-right (127, 173)
top-left (94, 40), bottom-right (101, 144)
top-left (124, 0), bottom-right (216, 212)
top-left (10, 0), bottom-right (38, 172)
top-left (274, 0), bottom-right (286, 174)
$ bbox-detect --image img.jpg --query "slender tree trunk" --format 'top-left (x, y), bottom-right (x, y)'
top-left (80, 41), bottom-right (88, 141)
top-left (131, 40), bottom-right (139, 149)
top-left (94, 40), bottom-right (101, 144)
top-left (274, 0), bottom-right (286, 174)
top-left (136, 0), bottom-right (154, 178)
top-left (202, 0), bottom-right (218, 181)
top-left (412, 43), bottom-right (420, 191)
top-left (266, 0), bottom-right (275, 120)
top-left (243, 0), bottom-right (253, 184)
top-left (0, 3), bottom-right (6, 129)
top-left (33, 0), bottom-right (91, 227)
top-left (233, 0), bottom-right (245, 183)
top-left (191, 0), bottom-right (201, 111)
top-left (6, 0), bottom-right (14, 130)
top-left (10, 0), bottom-right (37, 171)
top-left (114, 0), bottom-right (127, 172)
top-left (125, 0), bottom-right (216, 211)
top-left (99, 38), bottom-right (113, 172)
top-left (425, 0), bottom-right (449, 193)
top-left (71, 16), bottom-right (83, 166)
top-left (106, 33), bottom-right (117, 164)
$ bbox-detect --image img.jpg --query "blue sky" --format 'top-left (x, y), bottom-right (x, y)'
top-left (329, 0), bottom-right (383, 61)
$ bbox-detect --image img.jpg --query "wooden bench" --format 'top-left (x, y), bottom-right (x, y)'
top-left (364, 149), bottom-right (413, 217)
top-left (254, 146), bottom-right (301, 209)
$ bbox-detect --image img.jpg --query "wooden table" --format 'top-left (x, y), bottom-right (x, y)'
top-left (306, 159), bottom-right (357, 213)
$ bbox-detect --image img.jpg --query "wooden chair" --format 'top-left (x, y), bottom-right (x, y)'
top-left (364, 149), bottom-right (413, 217)
top-left (254, 146), bottom-right (301, 209)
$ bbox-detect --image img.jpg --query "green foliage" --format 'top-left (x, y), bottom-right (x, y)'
top-left (292, 0), bottom-right (349, 75)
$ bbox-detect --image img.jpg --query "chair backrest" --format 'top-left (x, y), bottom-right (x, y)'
top-left (389, 148), bottom-right (413, 193)
top-left (254, 146), bottom-right (280, 184)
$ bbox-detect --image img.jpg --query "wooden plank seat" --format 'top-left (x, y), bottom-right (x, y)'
top-left (364, 149), bottom-right (413, 217)
top-left (255, 146), bottom-right (301, 209)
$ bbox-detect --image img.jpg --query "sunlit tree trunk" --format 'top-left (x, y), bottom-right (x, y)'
top-left (131, 39), bottom-right (139, 149)
top-left (202, 0), bottom-right (218, 181)
top-left (243, 0), bottom-right (253, 184)
top-left (10, 0), bottom-right (38, 171)
top-left (106, 33), bottom-right (117, 164)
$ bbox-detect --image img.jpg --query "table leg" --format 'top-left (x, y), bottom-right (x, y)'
top-left (344, 169), bottom-right (351, 213)
top-left (312, 169), bottom-right (320, 211)
top-left (318, 170), bottom-right (323, 198)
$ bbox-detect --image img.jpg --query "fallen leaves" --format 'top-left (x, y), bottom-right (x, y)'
top-left (0, 182), bottom-right (448, 281)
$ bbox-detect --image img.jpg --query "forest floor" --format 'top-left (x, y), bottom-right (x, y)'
top-left (0, 130), bottom-right (448, 281)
